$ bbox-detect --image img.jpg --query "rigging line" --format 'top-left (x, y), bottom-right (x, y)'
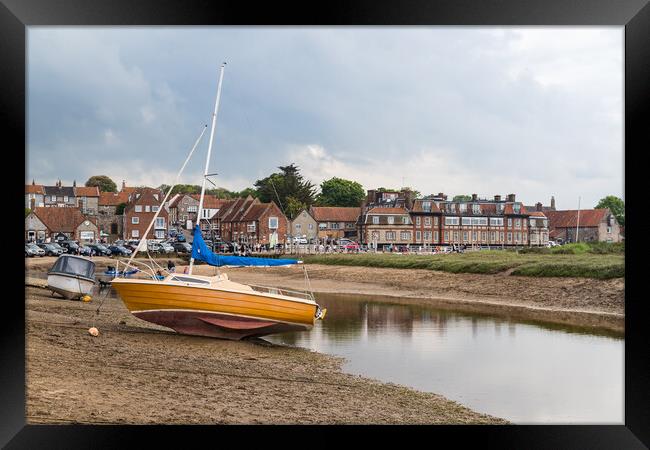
top-left (123, 124), bottom-right (208, 273)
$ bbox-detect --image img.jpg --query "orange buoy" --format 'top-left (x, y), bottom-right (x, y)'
top-left (88, 327), bottom-right (99, 337)
top-left (81, 295), bottom-right (92, 302)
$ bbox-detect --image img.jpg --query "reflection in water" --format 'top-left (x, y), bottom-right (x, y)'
top-left (268, 293), bottom-right (624, 424)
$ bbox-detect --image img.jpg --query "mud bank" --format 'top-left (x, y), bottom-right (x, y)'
top-left (25, 286), bottom-right (505, 424)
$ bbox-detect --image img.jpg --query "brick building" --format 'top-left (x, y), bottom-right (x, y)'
top-left (310, 206), bottom-right (361, 241)
top-left (97, 190), bottom-right (129, 240)
top-left (214, 196), bottom-right (288, 247)
top-left (122, 187), bottom-right (168, 240)
top-left (545, 209), bottom-right (622, 243)
top-left (168, 194), bottom-right (200, 230)
top-left (25, 207), bottom-right (99, 243)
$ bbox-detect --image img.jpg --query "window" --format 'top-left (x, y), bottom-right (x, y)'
top-left (453, 231), bottom-right (459, 241)
top-left (424, 217), bottom-right (431, 227)
top-left (422, 201), bottom-right (431, 212)
top-left (153, 194), bottom-right (159, 201)
top-left (516, 232), bottom-right (521, 242)
top-left (607, 226), bottom-right (612, 234)
top-left (472, 231), bottom-right (477, 241)
top-left (145, 205), bottom-right (151, 212)
top-left (515, 219), bottom-right (521, 228)
top-left (507, 232), bottom-right (512, 242)
top-left (463, 231), bottom-right (468, 241)
top-left (490, 231), bottom-right (495, 241)
top-left (434, 216), bottom-right (439, 226)
top-left (508, 218), bottom-right (512, 227)
top-left (523, 232), bottom-right (527, 242)
top-left (346, 222), bottom-right (355, 228)
top-left (132, 217), bottom-right (139, 224)
top-left (462, 217), bottom-right (472, 226)
top-left (319, 222), bottom-right (327, 230)
top-left (372, 216), bottom-right (379, 224)
top-left (155, 217), bottom-right (165, 229)
top-left (500, 232), bottom-right (504, 241)
top-left (188, 206), bottom-right (197, 213)
top-left (131, 230), bottom-right (139, 238)
top-left (295, 223), bottom-right (302, 230)
top-left (400, 231), bottom-right (411, 240)
top-left (63, 196), bottom-right (68, 202)
top-left (471, 217), bottom-right (488, 226)
top-left (490, 217), bottom-right (504, 226)
top-left (460, 203), bottom-right (467, 212)
top-left (135, 205), bottom-right (142, 212)
top-left (445, 217), bottom-right (459, 226)
top-left (416, 231), bottom-right (421, 241)
top-left (424, 231), bottom-right (431, 240)
top-left (308, 223), bottom-right (313, 230)
top-left (416, 217), bottom-right (421, 226)
top-left (543, 219), bottom-right (548, 228)
top-left (472, 204), bottom-right (480, 214)
top-left (371, 231), bottom-right (380, 241)
top-left (331, 223), bottom-right (340, 229)
top-left (51, 195), bottom-right (56, 202)
top-left (268, 217), bottom-right (278, 229)
top-left (155, 230), bottom-right (165, 239)
top-left (387, 216), bottom-right (394, 225)
top-left (248, 222), bottom-right (256, 232)
top-left (433, 231), bottom-right (439, 242)
top-left (444, 231), bottom-right (449, 241)
top-left (152, 206), bottom-right (159, 212)
top-left (385, 231), bottom-right (396, 241)
top-left (402, 216), bottom-right (409, 224)
top-left (170, 276), bottom-right (210, 285)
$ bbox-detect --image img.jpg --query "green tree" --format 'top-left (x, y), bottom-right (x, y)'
top-left (595, 195), bottom-right (625, 226)
top-left (452, 194), bottom-right (472, 202)
top-left (317, 177), bottom-right (365, 207)
top-left (286, 196), bottom-right (308, 221)
top-left (85, 175), bottom-right (117, 193)
top-left (235, 187), bottom-right (258, 198)
top-left (115, 203), bottom-right (127, 215)
top-left (25, 208), bottom-right (31, 218)
top-left (254, 164), bottom-right (316, 218)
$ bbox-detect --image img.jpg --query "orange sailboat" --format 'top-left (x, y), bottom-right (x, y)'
top-left (111, 63), bottom-right (325, 340)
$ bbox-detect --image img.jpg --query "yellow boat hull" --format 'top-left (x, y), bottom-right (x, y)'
top-left (111, 277), bottom-right (317, 340)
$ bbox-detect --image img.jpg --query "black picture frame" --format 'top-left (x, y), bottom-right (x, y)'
top-left (4, 0), bottom-right (648, 447)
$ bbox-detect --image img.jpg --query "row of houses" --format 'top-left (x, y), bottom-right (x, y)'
top-left (25, 180), bottom-right (623, 247)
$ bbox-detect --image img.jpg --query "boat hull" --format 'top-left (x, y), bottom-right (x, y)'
top-left (47, 273), bottom-right (95, 299)
top-left (111, 279), bottom-right (317, 340)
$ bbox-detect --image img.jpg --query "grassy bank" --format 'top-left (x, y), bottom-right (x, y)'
top-left (298, 248), bottom-right (624, 279)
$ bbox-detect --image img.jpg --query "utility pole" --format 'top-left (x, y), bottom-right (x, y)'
top-left (575, 196), bottom-right (581, 243)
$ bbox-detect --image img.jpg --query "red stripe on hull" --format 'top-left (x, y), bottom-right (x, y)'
top-left (133, 310), bottom-right (310, 340)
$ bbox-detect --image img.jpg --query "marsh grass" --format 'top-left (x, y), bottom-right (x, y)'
top-left (301, 250), bottom-right (624, 279)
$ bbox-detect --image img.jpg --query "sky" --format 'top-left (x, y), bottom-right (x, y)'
top-left (27, 27), bottom-right (623, 210)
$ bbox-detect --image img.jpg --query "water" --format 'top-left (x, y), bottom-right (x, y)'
top-left (267, 293), bottom-right (624, 424)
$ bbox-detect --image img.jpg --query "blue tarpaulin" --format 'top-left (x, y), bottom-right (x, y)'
top-left (190, 225), bottom-right (299, 267)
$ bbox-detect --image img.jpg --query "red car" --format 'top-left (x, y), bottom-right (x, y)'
top-left (342, 241), bottom-right (360, 251)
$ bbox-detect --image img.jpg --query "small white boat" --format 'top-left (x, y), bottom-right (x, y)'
top-left (47, 255), bottom-right (96, 300)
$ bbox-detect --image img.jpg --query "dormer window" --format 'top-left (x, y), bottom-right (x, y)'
top-left (387, 216), bottom-right (394, 224)
top-left (459, 203), bottom-right (467, 213)
top-left (472, 204), bottom-right (480, 214)
top-left (153, 194), bottom-right (159, 201)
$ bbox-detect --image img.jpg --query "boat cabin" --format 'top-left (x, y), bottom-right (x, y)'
top-left (48, 254), bottom-right (96, 281)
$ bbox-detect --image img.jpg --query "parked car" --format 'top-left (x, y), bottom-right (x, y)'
top-left (108, 245), bottom-right (132, 256)
top-left (173, 242), bottom-right (192, 254)
top-left (147, 241), bottom-right (165, 254)
top-left (77, 245), bottom-right (93, 256)
top-left (59, 240), bottom-right (81, 254)
top-left (87, 244), bottom-right (112, 256)
top-left (37, 243), bottom-right (63, 256)
top-left (113, 240), bottom-right (126, 247)
top-left (292, 237), bottom-right (308, 244)
top-left (50, 242), bottom-right (68, 253)
top-left (160, 242), bottom-right (175, 254)
top-left (343, 241), bottom-right (360, 251)
top-left (25, 244), bottom-right (40, 257)
top-left (175, 233), bottom-right (186, 243)
top-left (168, 229), bottom-right (178, 238)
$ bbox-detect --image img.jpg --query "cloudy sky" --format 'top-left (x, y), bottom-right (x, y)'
top-left (27, 27), bottom-right (623, 209)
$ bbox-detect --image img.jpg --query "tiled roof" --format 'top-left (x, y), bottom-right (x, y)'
top-left (241, 203), bottom-right (270, 221)
top-left (73, 186), bottom-right (100, 197)
top-left (528, 211), bottom-right (547, 217)
top-left (26, 184), bottom-right (45, 194)
top-left (99, 191), bottom-right (129, 206)
top-left (189, 194), bottom-right (228, 209)
top-left (31, 207), bottom-right (95, 232)
top-left (503, 203), bottom-right (527, 215)
top-left (366, 207), bottom-right (409, 215)
top-left (44, 186), bottom-right (75, 197)
top-left (410, 200), bottom-right (442, 213)
top-left (545, 209), bottom-right (609, 228)
top-left (310, 206), bottom-right (360, 222)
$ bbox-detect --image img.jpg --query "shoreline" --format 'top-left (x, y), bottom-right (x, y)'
top-left (25, 285), bottom-right (506, 424)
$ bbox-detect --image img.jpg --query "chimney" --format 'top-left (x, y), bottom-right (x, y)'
top-left (494, 195), bottom-right (501, 202)
top-left (471, 193), bottom-right (477, 201)
top-left (30, 198), bottom-right (35, 210)
top-left (507, 193), bottom-right (515, 202)
top-left (550, 196), bottom-right (556, 210)
top-left (32, 179), bottom-right (35, 185)
top-left (536, 202), bottom-right (542, 212)
top-left (73, 180), bottom-right (76, 187)
top-left (122, 180), bottom-right (126, 190)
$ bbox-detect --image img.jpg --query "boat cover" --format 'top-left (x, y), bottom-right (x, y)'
top-left (190, 225), bottom-right (299, 267)
top-left (49, 255), bottom-right (96, 279)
